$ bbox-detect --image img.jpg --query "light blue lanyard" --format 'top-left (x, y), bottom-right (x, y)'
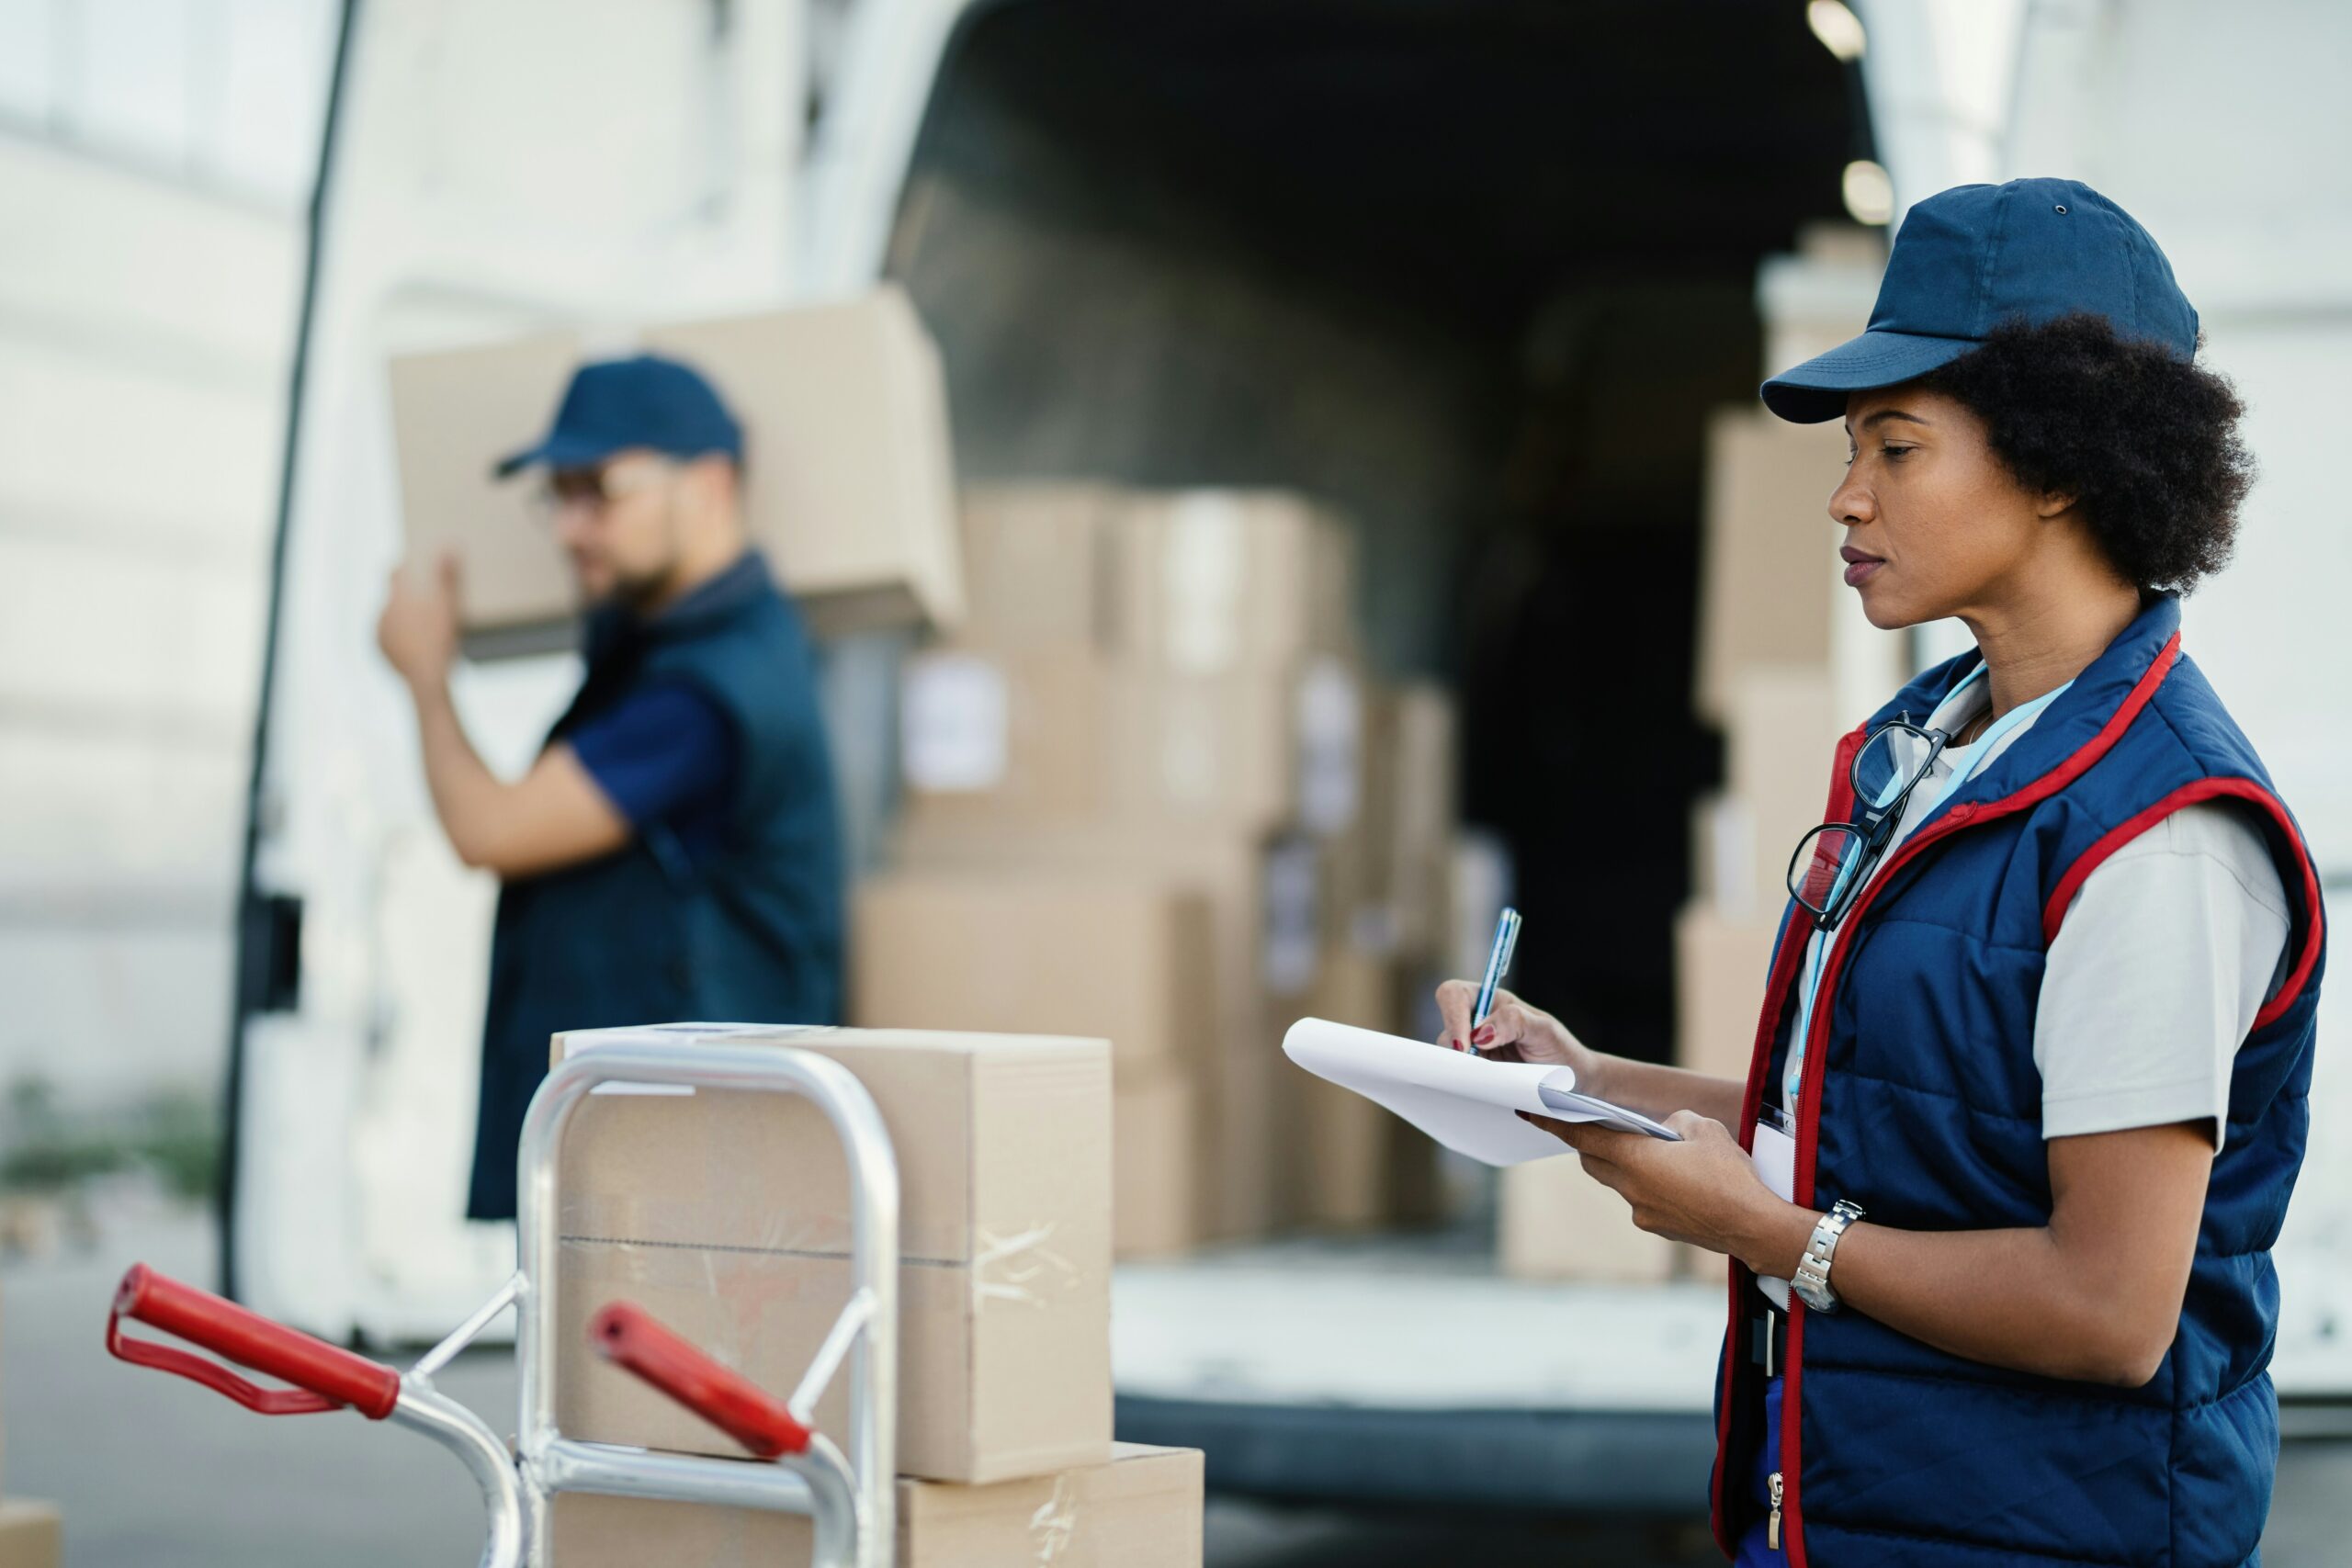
top-left (1781, 669), bottom-right (2074, 1109)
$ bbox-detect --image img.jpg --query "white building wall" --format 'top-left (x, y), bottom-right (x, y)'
top-left (0, 0), bottom-right (338, 1108)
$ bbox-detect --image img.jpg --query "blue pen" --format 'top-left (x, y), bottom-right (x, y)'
top-left (1468, 906), bottom-right (1522, 1050)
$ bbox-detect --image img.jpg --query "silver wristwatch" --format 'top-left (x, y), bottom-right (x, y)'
top-left (1790, 1199), bottom-right (1866, 1314)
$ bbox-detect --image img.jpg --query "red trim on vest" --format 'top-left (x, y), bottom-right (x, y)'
top-left (1709, 719), bottom-right (1868, 1554)
top-left (2041, 776), bottom-right (2324, 1032)
top-left (1745, 631), bottom-right (2184, 1567)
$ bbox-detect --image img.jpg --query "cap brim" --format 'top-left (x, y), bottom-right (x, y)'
top-left (491, 432), bottom-right (623, 479)
top-left (1759, 330), bottom-right (1981, 423)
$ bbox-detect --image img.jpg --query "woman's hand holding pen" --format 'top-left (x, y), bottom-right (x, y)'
top-left (1432, 980), bottom-right (1601, 1085)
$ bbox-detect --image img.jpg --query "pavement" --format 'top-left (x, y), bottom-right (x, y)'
top-left (6, 1203), bottom-right (2348, 1566)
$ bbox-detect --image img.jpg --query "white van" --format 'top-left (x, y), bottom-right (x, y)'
top-left (223, 0), bottom-right (2352, 1513)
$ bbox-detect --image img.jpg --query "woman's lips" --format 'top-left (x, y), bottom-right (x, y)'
top-left (1840, 548), bottom-right (1884, 587)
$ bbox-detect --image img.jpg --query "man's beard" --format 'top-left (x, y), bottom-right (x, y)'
top-left (609, 559), bottom-right (682, 613)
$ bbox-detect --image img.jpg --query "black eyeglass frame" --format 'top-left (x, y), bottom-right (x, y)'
top-left (1785, 719), bottom-right (1953, 932)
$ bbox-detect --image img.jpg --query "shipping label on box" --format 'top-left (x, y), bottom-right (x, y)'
top-left (548, 1026), bottom-right (1113, 1482)
top-left (899, 649), bottom-right (1110, 824)
top-left (903, 649), bottom-right (1369, 843)
top-left (1294, 656), bottom-right (1364, 837)
top-left (550, 1443), bottom-right (1204, 1568)
top-left (899, 650), bottom-right (1010, 794)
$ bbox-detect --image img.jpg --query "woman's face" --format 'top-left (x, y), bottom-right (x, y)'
top-left (1828, 384), bottom-right (2054, 629)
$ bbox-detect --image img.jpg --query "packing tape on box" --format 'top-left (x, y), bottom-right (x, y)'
top-left (1163, 492), bottom-right (1248, 673)
top-left (560, 1219), bottom-right (972, 1269)
top-left (559, 1188), bottom-right (842, 1259)
top-left (1028, 1472), bottom-right (1080, 1563)
top-left (971, 1223), bottom-right (1083, 1310)
top-left (558, 1215), bottom-right (1083, 1292)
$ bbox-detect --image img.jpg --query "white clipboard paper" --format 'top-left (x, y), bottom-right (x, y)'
top-left (1281, 1017), bottom-right (1681, 1167)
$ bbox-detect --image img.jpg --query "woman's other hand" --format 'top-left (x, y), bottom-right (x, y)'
top-left (1432, 980), bottom-right (1596, 1079)
top-left (1520, 1110), bottom-right (1791, 1265)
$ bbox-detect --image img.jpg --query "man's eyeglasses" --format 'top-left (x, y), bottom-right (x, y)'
top-left (1786, 719), bottom-right (1951, 932)
top-left (529, 458), bottom-right (673, 523)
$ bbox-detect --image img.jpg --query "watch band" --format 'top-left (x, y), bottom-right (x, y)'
top-left (1791, 1199), bottom-right (1866, 1314)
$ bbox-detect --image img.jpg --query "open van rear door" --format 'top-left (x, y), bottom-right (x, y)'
top-left (224, 0), bottom-right (978, 1339)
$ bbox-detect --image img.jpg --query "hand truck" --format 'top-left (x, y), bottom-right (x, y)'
top-left (107, 1039), bottom-right (900, 1568)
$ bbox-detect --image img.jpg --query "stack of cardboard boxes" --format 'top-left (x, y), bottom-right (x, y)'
top-left (547, 1024), bottom-right (1204, 1566)
top-left (0, 1287), bottom-right (64, 1568)
top-left (862, 486), bottom-right (1459, 1250)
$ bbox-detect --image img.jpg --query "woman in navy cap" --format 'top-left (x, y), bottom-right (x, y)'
top-left (1438, 177), bottom-right (2324, 1566)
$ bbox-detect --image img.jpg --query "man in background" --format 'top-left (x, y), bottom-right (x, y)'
top-left (376, 354), bottom-right (842, 1221)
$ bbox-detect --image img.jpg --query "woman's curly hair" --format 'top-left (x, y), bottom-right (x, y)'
top-left (1913, 310), bottom-right (2255, 593)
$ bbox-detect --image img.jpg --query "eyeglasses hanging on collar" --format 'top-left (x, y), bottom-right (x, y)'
top-left (1786, 718), bottom-right (1952, 933)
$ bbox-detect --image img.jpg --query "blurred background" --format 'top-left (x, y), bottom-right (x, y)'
top-left (4, 1), bottom-right (2351, 1563)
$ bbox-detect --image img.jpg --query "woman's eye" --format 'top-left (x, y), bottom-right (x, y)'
top-left (1883, 445), bottom-right (1916, 459)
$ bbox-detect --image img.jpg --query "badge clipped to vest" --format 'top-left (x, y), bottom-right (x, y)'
top-left (1752, 1103), bottom-right (1798, 1309)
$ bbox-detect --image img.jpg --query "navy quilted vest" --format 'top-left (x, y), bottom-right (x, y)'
top-left (466, 553), bottom-right (844, 1220)
top-left (1710, 592), bottom-right (2327, 1567)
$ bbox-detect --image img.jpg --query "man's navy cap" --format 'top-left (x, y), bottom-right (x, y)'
top-left (1760, 177), bottom-right (2199, 423)
top-left (493, 353), bottom-right (742, 477)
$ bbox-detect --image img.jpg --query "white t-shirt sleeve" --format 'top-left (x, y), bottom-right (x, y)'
top-left (2033, 800), bottom-right (2293, 1150)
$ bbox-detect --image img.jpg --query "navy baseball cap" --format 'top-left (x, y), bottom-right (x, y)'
top-left (1760, 177), bottom-right (2199, 423)
top-left (493, 353), bottom-right (742, 477)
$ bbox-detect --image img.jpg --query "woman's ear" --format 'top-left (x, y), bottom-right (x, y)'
top-left (2036, 488), bottom-right (2082, 521)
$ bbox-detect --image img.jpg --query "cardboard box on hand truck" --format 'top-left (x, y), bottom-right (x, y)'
top-left (549, 1025), bottom-right (1113, 1483)
top-left (550, 1442), bottom-right (1204, 1568)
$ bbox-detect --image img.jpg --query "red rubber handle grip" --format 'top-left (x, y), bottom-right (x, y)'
top-left (589, 1303), bottom-right (812, 1458)
top-left (107, 1264), bottom-right (401, 1419)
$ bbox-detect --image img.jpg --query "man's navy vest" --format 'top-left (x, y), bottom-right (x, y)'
top-left (465, 552), bottom-right (842, 1220)
top-left (1711, 592), bottom-right (2326, 1567)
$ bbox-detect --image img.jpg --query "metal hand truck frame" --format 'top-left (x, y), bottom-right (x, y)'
top-left (106, 1041), bottom-right (900, 1568)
